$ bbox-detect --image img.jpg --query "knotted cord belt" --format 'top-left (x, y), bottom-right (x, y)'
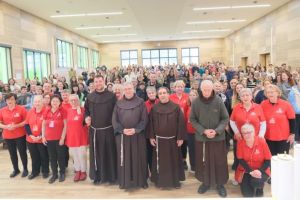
top-left (90, 125), bottom-right (113, 170)
top-left (155, 135), bottom-right (176, 173)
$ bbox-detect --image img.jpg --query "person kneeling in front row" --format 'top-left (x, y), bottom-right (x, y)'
top-left (235, 123), bottom-right (271, 197)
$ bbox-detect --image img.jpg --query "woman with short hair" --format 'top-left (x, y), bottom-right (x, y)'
top-left (236, 123), bottom-right (271, 197)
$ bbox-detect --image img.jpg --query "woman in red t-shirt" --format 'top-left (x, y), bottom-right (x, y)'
top-left (170, 80), bottom-right (189, 170)
top-left (25, 95), bottom-right (49, 179)
top-left (66, 94), bottom-right (88, 182)
top-left (42, 94), bottom-right (67, 184)
top-left (186, 89), bottom-right (198, 172)
top-left (0, 93), bottom-right (28, 178)
top-left (261, 84), bottom-right (295, 155)
top-left (236, 123), bottom-right (271, 197)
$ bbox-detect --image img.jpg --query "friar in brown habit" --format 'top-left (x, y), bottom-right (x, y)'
top-left (147, 87), bottom-right (186, 189)
top-left (112, 82), bottom-right (148, 189)
top-left (84, 75), bottom-right (117, 185)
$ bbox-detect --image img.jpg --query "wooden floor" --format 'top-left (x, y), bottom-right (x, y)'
top-left (0, 146), bottom-right (271, 199)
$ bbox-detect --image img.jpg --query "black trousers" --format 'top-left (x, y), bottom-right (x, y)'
top-left (146, 139), bottom-right (153, 172)
top-left (266, 140), bottom-right (290, 156)
top-left (181, 140), bottom-right (187, 160)
top-left (27, 142), bottom-right (49, 175)
top-left (232, 139), bottom-right (238, 170)
top-left (295, 114), bottom-right (300, 142)
top-left (5, 136), bottom-right (28, 171)
top-left (65, 146), bottom-right (69, 167)
top-left (47, 140), bottom-right (66, 175)
top-left (187, 134), bottom-right (195, 170)
top-left (240, 173), bottom-right (268, 197)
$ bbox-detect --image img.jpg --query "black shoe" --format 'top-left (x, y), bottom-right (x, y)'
top-left (183, 160), bottom-right (188, 170)
top-left (48, 175), bottom-right (58, 184)
top-left (216, 185), bottom-right (227, 198)
top-left (93, 179), bottom-right (101, 185)
top-left (21, 169), bottom-right (28, 178)
top-left (42, 173), bottom-right (49, 179)
top-left (198, 184), bottom-right (210, 194)
top-left (256, 188), bottom-right (264, 197)
top-left (142, 183), bottom-right (149, 189)
top-left (59, 173), bottom-right (65, 182)
top-left (175, 183), bottom-right (181, 189)
top-left (28, 173), bottom-right (39, 180)
top-left (10, 170), bottom-right (20, 178)
top-left (267, 178), bottom-right (271, 184)
top-left (191, 166), bottom-right (195, 172)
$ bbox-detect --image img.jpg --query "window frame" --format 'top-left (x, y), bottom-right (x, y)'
top-left (91, 49), bottom-right (100, 68)
top-left (181, 47), bottom-right (199, 65)
top-left (23, 48), bottom-right (51, 80)
top-left (141, 48), bottom-right (178, 66)
top-left (56, 39), bottom-right (73, 68)
top-left (120, 49), bottom-right (138, 67)
top-left (77, 45), bottom-right (89, 69)
top-left (0, 44), bottom-right (12, 83)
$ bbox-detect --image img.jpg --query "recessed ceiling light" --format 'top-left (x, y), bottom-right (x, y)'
top-left (92, 33), bottom-right (137, 37)
top-left (193, 4), bottom-right (271, 11)
top-left (179, 36), bottom-right (223, 40)
top-left (187, 19), bottom-right (246, 24)
top-left (50, 12), bottom-right (123, 18)
top-left (183, 29), bottom-right (231, 33)
top-left (76, 25), bottom-right (132, 30)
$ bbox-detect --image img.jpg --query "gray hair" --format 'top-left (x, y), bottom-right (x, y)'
top-left (33, 95), bottom-right (43, 101)
top-left (239, 88), bottom-right (253, 97)
top-left (146, 86), bottom-right (156, 94)
top-left (200, 80), bottom-right (213, 89)
top-left (112, 84), bottom-right (124, 93)
top-left (241, 123), bottom-right (255, 134)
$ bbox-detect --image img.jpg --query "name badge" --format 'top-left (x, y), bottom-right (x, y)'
top-left (32, 125), bottom-right (38, 132)
top-left (269, 118), bottom-right (276, 124)
top-left (14, 113), bottom-right (20, 117)
top-left (74, 116), bottom-right (79, 121)
top-left (49, 121), bottom-right (55, 128)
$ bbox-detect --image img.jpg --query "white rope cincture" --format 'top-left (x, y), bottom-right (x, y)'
top-left (90, 125), bottom-right (113, 170)
top-left (203, 141), bottom-right (206, 163)
top-left (121, 134), bottom-right (124, 167)
top-left (155, 135), bottom-right (176, 174)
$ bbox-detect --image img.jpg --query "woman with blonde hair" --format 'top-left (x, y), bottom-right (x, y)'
top-left (65, 94), bottom-right (88, 182)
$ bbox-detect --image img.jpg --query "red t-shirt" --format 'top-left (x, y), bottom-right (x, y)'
top-left (170, 93), bottom-right (189, 121)
top-left (186, 105), bottom-right (195, 134)
top-left (230, 103), bottom-right (265, 136)
top-left (261, 99), bottom-right (295, 141)
top-left (145, 99), bottom-right (159, 113)
top-left (235, 137), bottom-right (272, 183)
top-left (26, 107), bottom-right (46, 143)
top-left (61, 102), bottom-right (71, 112)
top-left (0, 105), bottom-right (27, 139)
top-left (65, 107), bottom-right (88, 147)
top-left (43, 107), bottom-right (66, 141)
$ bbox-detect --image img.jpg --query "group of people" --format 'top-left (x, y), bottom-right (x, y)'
top-left (0, 61), bottom-right (299, 198)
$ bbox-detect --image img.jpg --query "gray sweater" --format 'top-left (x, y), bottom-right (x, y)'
top-left (190, 93), bottom-right (229, 142)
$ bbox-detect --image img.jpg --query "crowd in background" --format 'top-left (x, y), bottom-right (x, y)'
top-left (0, 61), bottom-right (300, 198)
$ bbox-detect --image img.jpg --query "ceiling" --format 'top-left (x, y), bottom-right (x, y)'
top-left (4, 0), bottom-right (291, 44)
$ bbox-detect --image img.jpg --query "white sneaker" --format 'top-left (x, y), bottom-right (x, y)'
top-left (231, 180), bottom-right (239, 186)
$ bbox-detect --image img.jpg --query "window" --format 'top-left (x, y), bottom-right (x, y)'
top-left (0, 46), bottom-right (12, 83)
top-left (57, 39), bottom-right (73, 68)
top-left (77, 46), bottom-right (88, 69)
top-left (120, 50), bottom-right (138, 67)
top-left (142, 48), bottom-right (177, 66)
top-left (181, 47), bottom-right (199, 65)
top-left (91, 50), bottom-right (100, 68)
top-left (23, 49), bottom-right (50, 81)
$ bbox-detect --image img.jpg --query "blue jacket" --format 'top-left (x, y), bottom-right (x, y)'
top-left (288, 86), bottom-right (300, 114)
